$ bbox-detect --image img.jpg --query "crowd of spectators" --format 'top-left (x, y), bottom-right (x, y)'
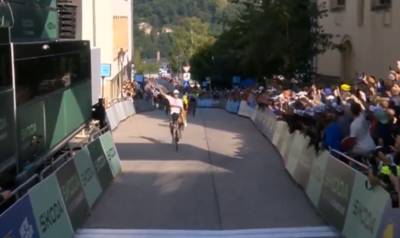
top-left (240, 61), bottom-right (400, 207)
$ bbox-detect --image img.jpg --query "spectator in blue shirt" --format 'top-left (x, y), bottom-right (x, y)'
top-left (323, 110), bottom-right (343, 151)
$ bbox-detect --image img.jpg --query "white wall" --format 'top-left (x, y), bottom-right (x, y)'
top-left (81, 0), bottom-right (94, 47)
top-left (80, 0), bottom-right (133, 100)
top-left (91, 48), bottom-right (101, 104)
top-left (317, 0), bottom-right (400, 80)
top-left (113, 0), bottom-right (133, 61)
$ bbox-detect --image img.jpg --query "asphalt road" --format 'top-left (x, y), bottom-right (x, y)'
top-left (83, 109), bottom-right (325, 230)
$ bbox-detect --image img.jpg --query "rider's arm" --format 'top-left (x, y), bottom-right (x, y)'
top-left (157, 88), bottom-right (173, 102)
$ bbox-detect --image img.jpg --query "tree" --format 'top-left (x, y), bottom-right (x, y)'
top-left (134, 50), bottom-right (144, 74)
top-left (134, 0), bottom-right (229, 60)
top-left (134, 50), bottom-right (160, 74)
top-left (190, 0), bottom-right (332, 86)
top-left (169, 17), bottom-right (215, 73)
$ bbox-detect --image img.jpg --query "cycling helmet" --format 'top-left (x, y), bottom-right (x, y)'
top-left (173, 89), bottom-right (180, 95)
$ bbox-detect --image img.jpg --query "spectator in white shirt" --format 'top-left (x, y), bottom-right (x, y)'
top-left (350, 102), bottom-right (376, 157)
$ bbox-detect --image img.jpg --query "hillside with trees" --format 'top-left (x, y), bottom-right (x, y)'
top-left (133, 0), bottom-right (236, 60)
top-left (190, 0), bottom-right (332, 87)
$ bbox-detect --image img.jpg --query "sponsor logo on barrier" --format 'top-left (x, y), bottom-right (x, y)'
top-left (61, 175), bottom-right (81, 203)
top-left (285, 132), bottom-right (304, 173)
top-left (88, 139), bottom-right (114, 190)
top-left (74, 147), bottom-right (103, 208)
top-left (56, 160), bottom-right (90, 230)
top-left (292, 145), bottom-right (315, 188)
top-left (29, 175), bottom-right (74, 238)
top-left (0, 196), bottom-right (39, 238)
top-left (352, 199), bottom-right (376, 234)
top-left (343, 172), bottom-right (391, 238)
top-left (39, 200), bottom-right (64, 233)
top-left (100, 132), bottom-right (122, 177)
top-left (106, 147), bottom-right (117, 161)
top-left (94, 154), bottom-right (108, 173)
top-left (312, 163), bottom-right (323, 182)
top-left (318, 158), bottom-right (355, 230)
top-left (80, 167), bottom-right (95, 187)
top-left (306, 152), bottom-right (329, 209)
top-left (19, 218), bottom-right (34, 238)
top-left (323, 176), bottom-right (351, 201)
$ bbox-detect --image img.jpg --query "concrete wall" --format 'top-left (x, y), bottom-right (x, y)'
top-left (317, 0), bottom-right (400, 82)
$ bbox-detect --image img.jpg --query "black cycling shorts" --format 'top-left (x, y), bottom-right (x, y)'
top-left (171, 113), bottom-right (180, 123)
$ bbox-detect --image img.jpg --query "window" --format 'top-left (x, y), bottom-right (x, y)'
top-left (113, 16), bottom-right (129, 59)
top-left (58, 0), bottom-right (79, 39)
top-left (330, 0), bottom-right (346, 11)
top-left (15, 48), bottom-right (90, 105)
top-left (371, 0), bottom-right (391, 10)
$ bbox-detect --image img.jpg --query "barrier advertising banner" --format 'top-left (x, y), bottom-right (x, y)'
top-left (0, 195), bottom-right (40, 238)
top-left (55, 159), bottom-right (90, 230)
top-left (197, 99), bottom-right (214, 108)
top-left (306, 151), bottom-right (329, 207)
top-left (318, 158), bottom-right (356, 231)
top-left (292, 142), bottom-right (317, 189)
top-left (343, 171), bottom-right (390, 238)
top-left (272, 121), bottom-right (286, 148)
top-left (87, 139), bottom-right (114, 190)
top-left (238, 100), bottom-right (256, 118)
top-left (286, 131), bottom-right (305, 173)
top-left (106, 107), bottom-right (118, 130)
top-left (123, 100), bottom-right (134, 117)
top-left (280, 130), bottom-right (296, 161)
top-left (99, 132), bottom-right (122, 178)
top-left (261, 109), bottom-right (273, 139)
top-left (265, 110), bottom-right (277, 139)
top-left (73, 147), bottom-right (103, 208)
top-left (276, 124), bottom-right (290, 157)
top-left (226, 100), bottom-right (240, 113)
top-left (377, 201), bottom-right (400, 238)
top-left (253, 108), bottom-right (265, 131)
top-left (29, 175), bottom-right (74, 238)
top-left (115, 102), bottom-right (126, 122)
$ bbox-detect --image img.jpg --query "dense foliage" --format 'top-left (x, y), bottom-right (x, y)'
top-left (169, 18), bottom-right (216, 73)
top-left (134, 0), bottom-right (232, 60)
top-left (190, 0), bottom-right (332, 87)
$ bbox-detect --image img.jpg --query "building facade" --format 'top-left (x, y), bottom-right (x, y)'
top-left (58, 0), bottom-right (133, 102)
top-left (317, 0), bottom-right (399, 82)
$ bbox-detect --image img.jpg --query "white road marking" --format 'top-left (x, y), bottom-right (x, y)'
top-left (75, 226), bottom-right (339, 238)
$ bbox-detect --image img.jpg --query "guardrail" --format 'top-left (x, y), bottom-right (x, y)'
top-left (0, 97), bottom-right (137, 237)
top-left (227, 100), bottom-right (399, 238)
top-left (0, 130), bottom-right (123, 238)
top-left (330, 149), bottom-right (369, 171)
top-left (0, 174), bottom-right (39, 207)
top-left (106, 97), bottom-right (136, 130)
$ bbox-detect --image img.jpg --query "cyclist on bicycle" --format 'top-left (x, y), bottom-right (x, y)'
top-left (158, 88), bottom-right (184, 142)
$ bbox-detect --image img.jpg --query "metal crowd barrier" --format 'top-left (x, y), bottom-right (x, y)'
top-left (106, 97), bottom-right (136, 130)
top-left (0, 130), bottom-right (123, 237)
top-left (228, 101), bottom-right (399, 238)
top-left (0, 96), bottom-right (134, 237)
